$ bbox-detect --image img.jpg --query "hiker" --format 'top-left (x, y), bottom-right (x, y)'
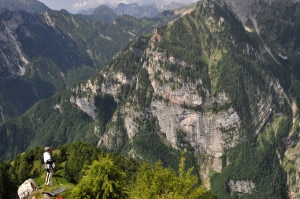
top-left (43, 147), bottom-right (55, 186)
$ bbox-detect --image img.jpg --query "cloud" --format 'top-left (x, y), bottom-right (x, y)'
top-left (73, 1), bottom-right (89, 10)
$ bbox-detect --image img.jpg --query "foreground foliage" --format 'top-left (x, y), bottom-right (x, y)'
top-left (129, 153), bottom-right (216, 199)
top-left (71, 155), bottom-right (127, 199)
top-left (0, 142), bottom-right (216, 198)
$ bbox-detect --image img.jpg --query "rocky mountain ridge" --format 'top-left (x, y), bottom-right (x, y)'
top-left (0, 0), bottom-right (48, 13)
top-left (80, 2), bottom-right (195, 19)
top-left (0, 0), bottom-right (192, 121)
top-left (0, 9), bottom-right (135, 120)
top-left (63, 1), bottom-right (298, 197)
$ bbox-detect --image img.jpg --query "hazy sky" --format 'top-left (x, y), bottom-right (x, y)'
top-left (38, 0), bottom-right (198, 13)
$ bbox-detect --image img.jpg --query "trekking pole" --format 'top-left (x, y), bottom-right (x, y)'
top-left (54, 174), bottom-right (59, 186)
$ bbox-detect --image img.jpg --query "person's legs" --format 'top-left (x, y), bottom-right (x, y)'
top-left (45, 168), bottom-right (53, 186)
top-left (48, 167), bottom-right (53, 186)
top-left (45, 171), bottom-right (50, 185)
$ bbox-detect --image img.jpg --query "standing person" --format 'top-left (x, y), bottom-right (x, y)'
top-left (43, 147), bottom-right (55, 186)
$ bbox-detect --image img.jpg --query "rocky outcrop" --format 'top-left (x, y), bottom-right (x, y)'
top-left (0, 11), bottom-right (29, 78)
top-left (283, 101), bottom-right (300, 199)
top-left (70, 80), bottom-right (98, 119)
top-left (100, 72), bottom-right (132, 99)
top-left (228, 180), bottom-right (255, 193)
top-left (151, 100), bottom-right (240, 157)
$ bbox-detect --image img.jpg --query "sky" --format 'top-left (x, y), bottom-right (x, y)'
top-left (38, 0), bottom-right (198, 13)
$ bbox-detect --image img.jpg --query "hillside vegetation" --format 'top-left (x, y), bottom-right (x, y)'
top-left (0, 5), bottom-right (175, 120)
top-left (0, 142), bottom-right (216, 198)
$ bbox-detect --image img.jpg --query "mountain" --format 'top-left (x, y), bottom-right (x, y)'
top-left (85, 5), bottom-right (117, 23)
top-left (224, 0), bottom-right (300, 198)
top-left (113, 2), bottom-right (195, 18)
top-left (1, 0), bottom-right (300, 198)
top-left (0, 8), bottom-right (153, 121)
top-left (80, 4), bottom-right (194, 36)
top-left (0, 0), bottom-right (187, 121)
top-left (225, 0), bottom-right (300, 81)
top-left (79, 2), bottom-right (196, 19)
top-left (0, 9), bottom-right (135, 120)
top-left (113, 3), bottom-right (159, 18)
top-left (0, 0), bottom-right (49, 13)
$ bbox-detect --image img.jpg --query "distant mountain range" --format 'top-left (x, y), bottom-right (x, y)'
top-left (0, 0), bottom-right (190, 120)
top-left (79, 2), bottom-right (195, 18)
top-left (0, 0), bottom-right (195, 19)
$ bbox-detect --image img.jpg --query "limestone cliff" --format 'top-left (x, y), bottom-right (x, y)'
top-left (70, 4), bottom-right (289, 195)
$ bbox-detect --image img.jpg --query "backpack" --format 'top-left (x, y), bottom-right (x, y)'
top-left (17, 178), bottom-right (39, 199)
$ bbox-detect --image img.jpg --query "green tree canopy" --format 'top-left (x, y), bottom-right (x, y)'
top-left (129, 152), bottom-right (217, 199)
top-left (71, 155), bottom-right (127, 199)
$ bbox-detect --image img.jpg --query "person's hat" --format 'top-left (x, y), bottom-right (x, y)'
top-left (45, 147), bottom-right (51, 151)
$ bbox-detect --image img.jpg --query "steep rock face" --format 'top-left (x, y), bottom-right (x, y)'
top-left (284, 102), bottom-right (300, 199)
top-left (77, 66), bottom-right (240, 165)
top-left (77, 43), bottom-right (282, 196)
top-left (0, 11), bottom-right (28, 78)
top-left (223, 0), bottom-right (300, 74)
top-left (250, 77), bottom-right (287, 134)
top-left (151, 100), bottom-right (240, 158)
top-left (71, 1), bottom-right (289, 182)
top-left (100, 72), bottom-right (132, 98)
top-left (70, 80), bottom-right (99, 119)
top-left (144, 36), bottom-right (242, 158)
top-left (221, 1), bottom-right (300, 197)
top-left (145, 52), bottom-right (204, 106)
top-left (285, 142), bottom-right (300, 199)
top-left (222, 0), bottom-right (299, 24)
top-left (97, 104), bottom-right (138, 151)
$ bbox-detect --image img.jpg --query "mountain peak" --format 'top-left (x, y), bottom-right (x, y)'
top-left (0, 0), bottom-right (49, 13)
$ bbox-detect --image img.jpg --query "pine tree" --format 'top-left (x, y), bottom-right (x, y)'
top-left (129, 151), bottom-right (217, 199)
top-left (71, 155), bottom-right (126, 199)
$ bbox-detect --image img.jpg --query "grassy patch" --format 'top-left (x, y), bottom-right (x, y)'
top-left (29, 176), bottom-right (75, 199)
